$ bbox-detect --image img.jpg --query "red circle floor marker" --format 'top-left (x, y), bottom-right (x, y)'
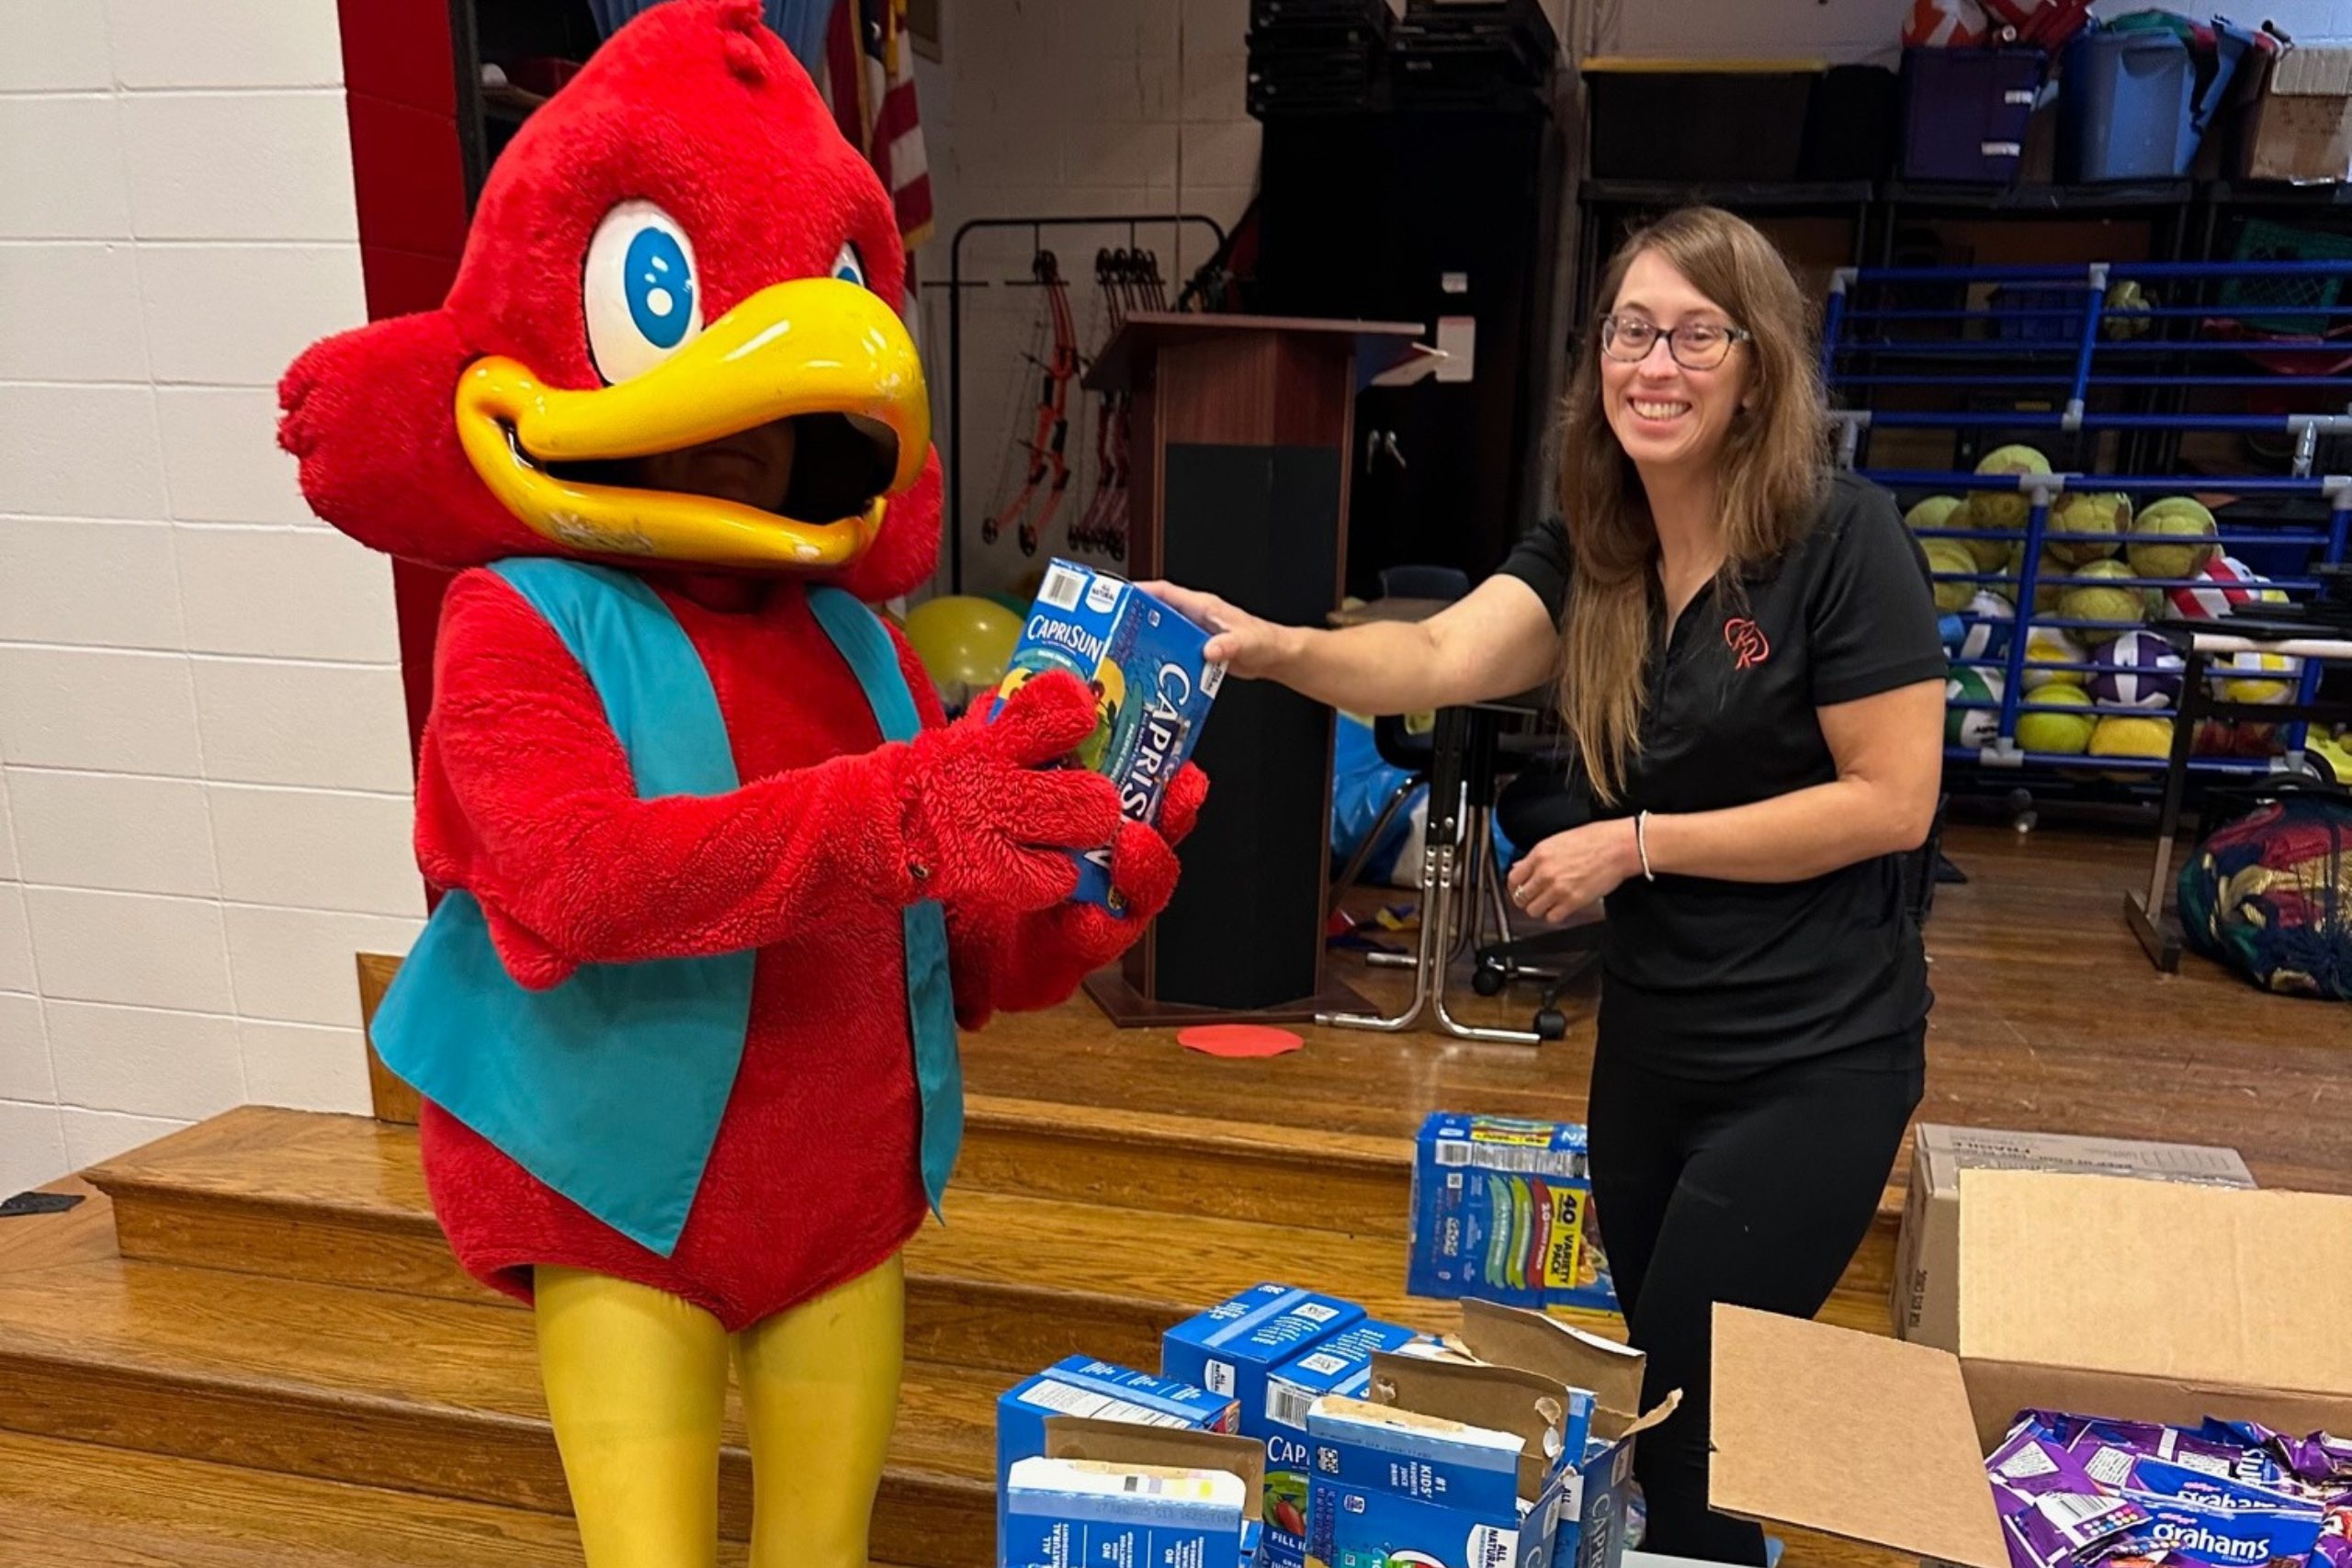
top-left (1177, 1024), bottom-right (1305, 1059)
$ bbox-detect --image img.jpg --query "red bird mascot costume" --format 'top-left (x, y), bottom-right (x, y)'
top-left (277, 5), bottom-right (1202, 1564)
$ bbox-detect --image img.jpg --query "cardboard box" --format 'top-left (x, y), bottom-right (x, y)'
top-left (989, 558), bottom-right (1224, 910)
top-left (1894, 1125), bottom-right (2254, 1352)
top-left (998, 1357), bottom-right (1241, 1562)
top-left (1165, 1284), bottom-right (1368, 1416)
top-left (1007, 1416), bottom-right (1269, 1568)
top-left (1261, 1320), bottom-right (1433, 1567)
top-left (1306, 1300), bottom-right (1674, 1568)
top-left (2239, 46), bottom-right (2352, 183)
top-left (1714, 1171), bottom-right (2352, 1568)
top-left (1408, 1114), bottom-right (1618, 1314)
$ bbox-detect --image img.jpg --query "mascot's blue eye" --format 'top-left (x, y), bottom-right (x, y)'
top-left (832, 242), bottom-right (867, 288)
top-left (625, 226), bottom-right (695, 348)
top-left (582, 199), bottom-right (705, 385)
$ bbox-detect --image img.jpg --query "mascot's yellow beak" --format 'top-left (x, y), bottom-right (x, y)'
top-left (455, 277), bottom-right (928, 570)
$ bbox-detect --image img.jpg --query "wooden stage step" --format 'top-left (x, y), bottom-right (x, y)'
top-left (87, 1108), bottom-right (1898, 1376)
top-left (0, 1256), bottom-right (994, 1564)
top-left (0, 1430), bottom-right (923, 1568)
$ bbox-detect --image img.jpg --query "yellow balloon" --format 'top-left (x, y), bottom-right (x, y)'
top-left (901, 594), bottom-right (1022, 694)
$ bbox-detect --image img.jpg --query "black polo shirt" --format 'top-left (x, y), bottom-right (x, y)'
top-left (1498, 470), bottom-right (1946, 1077)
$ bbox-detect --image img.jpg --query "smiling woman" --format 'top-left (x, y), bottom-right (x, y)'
top-left (1143, 205), bottom-right (1947, 1568)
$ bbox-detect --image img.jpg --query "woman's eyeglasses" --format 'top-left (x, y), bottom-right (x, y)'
top-left (1599, 316), bottom-right (1753, 370)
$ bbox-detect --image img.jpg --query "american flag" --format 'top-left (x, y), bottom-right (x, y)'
top-left (826, 0), bottom-right (933, 254)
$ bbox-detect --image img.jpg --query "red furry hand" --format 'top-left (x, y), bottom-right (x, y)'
top-left (1023, 761), bottom-right (1209, 980)
top-left (898, 671), bottom-right (1123, 910)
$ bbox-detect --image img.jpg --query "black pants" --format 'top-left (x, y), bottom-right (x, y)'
top-left (1588, 1038), bottom-right (1923, 1565)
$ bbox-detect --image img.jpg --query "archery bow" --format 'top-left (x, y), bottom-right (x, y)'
top-left (981, 249), bottom-right (1080, 556)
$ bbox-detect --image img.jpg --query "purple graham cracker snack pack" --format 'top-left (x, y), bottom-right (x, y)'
top-left (987, 559), bottom-right (1224, 911)
top-left (1984, 1410), bottom-right (2352, 1568)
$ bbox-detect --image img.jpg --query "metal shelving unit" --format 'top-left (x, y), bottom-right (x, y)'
top-left (1822, 257), bottom-right (2352, 792)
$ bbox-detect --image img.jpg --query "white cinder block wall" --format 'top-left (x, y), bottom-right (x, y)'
top-left (0, 1), bottom-right (420, 1197)
top-left (924, 0), bottom-right (1265, 597)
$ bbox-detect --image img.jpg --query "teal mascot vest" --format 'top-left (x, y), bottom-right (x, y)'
top-left (371, 559), bottom-right (959, 1257)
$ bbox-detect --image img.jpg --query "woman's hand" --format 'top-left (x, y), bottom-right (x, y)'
top-left (1505, 818), bottom-right (1643, 924)
top-left (1136, 581), bottom-right (1300, 679)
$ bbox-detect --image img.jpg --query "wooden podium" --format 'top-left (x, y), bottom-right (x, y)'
top-left (1079, 312), bottom-right (1430, 1025)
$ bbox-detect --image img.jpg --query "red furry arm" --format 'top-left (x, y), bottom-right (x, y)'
top-left (424, 571), bottom-right (1117, 987)
top-left (881, 625), bottom-right (1206, 1024)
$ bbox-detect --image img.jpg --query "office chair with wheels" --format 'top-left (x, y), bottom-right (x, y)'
top-left (1475, 750), bottom-right (1604, 1040)
top-left (1326, 565), bottom-right (1472, 918)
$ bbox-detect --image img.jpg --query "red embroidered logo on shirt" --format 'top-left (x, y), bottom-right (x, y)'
top-left (1724, 618), bottom-right (1770, 670)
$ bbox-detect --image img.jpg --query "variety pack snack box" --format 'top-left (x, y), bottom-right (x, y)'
top-left (987, 558), bottom-right (1224, 911)
top-left (1408, 1114), bottom-right (1617, 1314)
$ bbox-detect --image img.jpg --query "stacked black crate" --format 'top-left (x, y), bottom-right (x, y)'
top-left (1388, 0), bottom-right (1557, 112)
top-left (1247, 0), bottom-right (1394, 118)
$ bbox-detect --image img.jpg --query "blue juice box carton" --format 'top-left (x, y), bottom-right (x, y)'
top-left (988, 558), bottom-right (1226, 911)
top-left (998, 1357), bottom-right (1241, 1560)
top-left (1409, 1114), bottom-right (1617, 1314)
top-left (1004, 1455), bottom-right (1250, 1568)
top-left (1261, 1321), bottom-right (1437, 1568)
top-left (1020, 1416), bottom-right (1272, 1568)
top-left (1304, 1302), bottom-right (1666, 1568)
top-left (1163, 1285), bottom-right (1368, 1435)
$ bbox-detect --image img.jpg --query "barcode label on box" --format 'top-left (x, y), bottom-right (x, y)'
top-left (1453, 1143), bottom-right (1588, 1178)
top-left (1437, 1141), bottom-right (1472, 1167)
top-left (2039, 1491), bottom-right (2128, 1544)
top-left (1040, 563), bottom-right (1085, 610)
top-left (1268, 1381), bottom-right (1315, 1430)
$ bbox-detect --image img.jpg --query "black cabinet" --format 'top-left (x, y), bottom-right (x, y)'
top-left (1255, 107), bottom-right (1563, 598)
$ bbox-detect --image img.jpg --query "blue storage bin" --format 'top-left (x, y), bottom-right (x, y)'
top-left (1901, 47), bottom-right (2046, 184)
top-left (2058, 22), bottom-right (2257, 181)
top-left (1989, 284), bottom-right (2091, 343)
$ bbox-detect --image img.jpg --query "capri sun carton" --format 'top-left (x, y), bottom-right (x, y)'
top-left (1260, 1319), bottom-right (1436, 1568)
top-left (997, 1357), bottom-right (1240, 1563)
top-left (1306, 1301), bottom-right (1676, 1568)
top-left (1005, 1416), bottom-right (1269, 1568)
top-left (988, 558), bottom-right (1224, 911)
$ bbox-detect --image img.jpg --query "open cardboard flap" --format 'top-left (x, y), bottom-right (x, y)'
top-left (1437, 1298), bottom-right (1680, 1441)
top-left (1955, 1171), bottom-right (2352, 1449)
top-left (1043, 1416), bottom-right (1267, 1523)
top-left (1711, 1304), bottom-right (2007, 1568)
top-left (1368, 1353), bottom-right (1575, 1498)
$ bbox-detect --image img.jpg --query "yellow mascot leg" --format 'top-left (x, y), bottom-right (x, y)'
top-left (734, 1254), bottom-right (907, 1568)
top-left (535, 1265), bottom-right (730, 1568)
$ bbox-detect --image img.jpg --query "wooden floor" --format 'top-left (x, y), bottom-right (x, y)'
top-left (961, 819), bottom-right (2352, 1194)
top-left (0, 821), bottom-right (2342, 1566)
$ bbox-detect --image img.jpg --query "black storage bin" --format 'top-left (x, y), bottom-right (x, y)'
top-left (1584, 60), bottom-right (1818, 181)
top-left (1800, 63), bottom-right (1899, 178)
top-left (1251, 0), bottom-right (1394, 31)
top-left (1899, 45), bottom-right (2046, 183)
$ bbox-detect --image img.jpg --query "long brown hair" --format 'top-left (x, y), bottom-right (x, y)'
top-left (1555, 205), bottom-right (1829, 806)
